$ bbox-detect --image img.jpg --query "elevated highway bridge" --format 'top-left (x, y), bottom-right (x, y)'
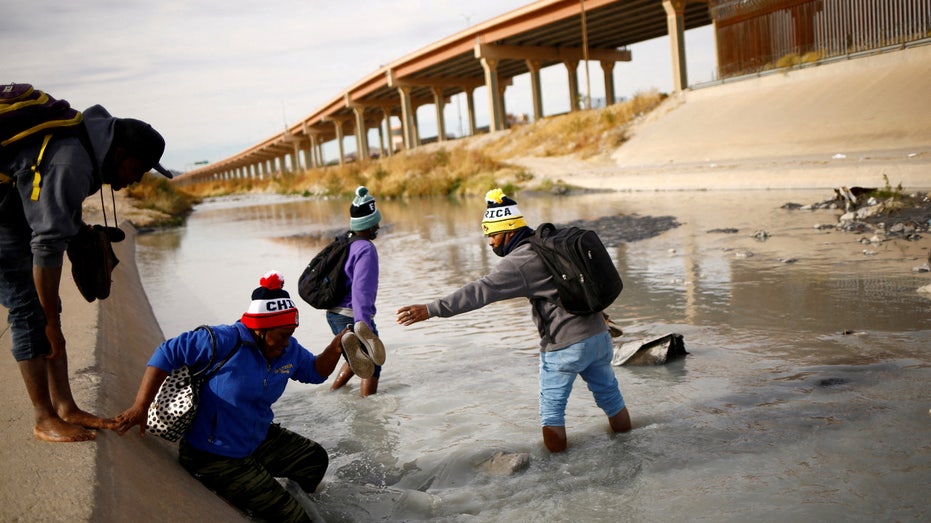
top-left (178, 0), bottom-right (712, 184)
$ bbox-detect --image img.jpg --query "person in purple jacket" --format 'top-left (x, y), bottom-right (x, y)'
top-left (112, 270), bottom-right (375, 523)
top-left (328, 186), bottom-right (386, 397)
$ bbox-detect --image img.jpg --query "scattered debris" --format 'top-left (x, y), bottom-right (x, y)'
top-left (612, 334), bottom-right (688, 366)
top-left (785, 186), bottom-right (930, 243)
top-left (752, 229), bottom-right (770, 241)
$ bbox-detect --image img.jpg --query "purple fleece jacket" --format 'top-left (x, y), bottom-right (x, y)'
top-left (336, 238), bottom-right (379, 328)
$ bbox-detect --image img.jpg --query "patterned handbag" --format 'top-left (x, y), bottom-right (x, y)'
top-left (146, 326), bottom-right (239, 441)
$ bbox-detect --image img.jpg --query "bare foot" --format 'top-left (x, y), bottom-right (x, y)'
top-left (34, 418), bottom-right (97, 442)
top-left (60, 408), bottom-right (117, 430)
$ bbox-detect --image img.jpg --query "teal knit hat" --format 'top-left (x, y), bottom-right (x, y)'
top-left (349, 186), bottom-right (381, 231)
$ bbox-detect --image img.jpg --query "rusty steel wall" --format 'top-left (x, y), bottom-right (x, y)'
top-left (711, 0), bottom-right (931, 76)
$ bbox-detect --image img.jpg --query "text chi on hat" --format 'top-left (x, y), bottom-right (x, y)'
top-left (241, 271), bottom-right (299, 330)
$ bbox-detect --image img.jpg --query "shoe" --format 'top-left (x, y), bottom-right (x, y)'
top-left (354, 321), bottom-right (386, 366)
top-left (340, 332), bottom-right (374, 380)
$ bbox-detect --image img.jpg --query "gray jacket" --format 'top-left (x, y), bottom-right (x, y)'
top-left (426, 242), bottom-right (607, 352)
top-left (1, 105), bottom-right (117, 268)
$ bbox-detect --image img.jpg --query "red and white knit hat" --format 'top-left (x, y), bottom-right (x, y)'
top-left (241, 271), bottom-right (299, 330)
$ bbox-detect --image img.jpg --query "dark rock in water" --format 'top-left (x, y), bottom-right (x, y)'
top-left (481, 452), bottom-right (530, 476)
top-left (707, 228), bottom-right (739, 234)
top-left (819, 378), bottom-right (849, 387)
top-left (612, 334), bottom-right (688, 366)
top-left (560, 214), bottom-right (680, 246)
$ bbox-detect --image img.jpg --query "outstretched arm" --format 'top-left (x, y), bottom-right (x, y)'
top-left (315, 327), bottom-right (350, 377)
top-left (396, 304), bottom-right (429, 326)
top-left (112, 366), bottom-right (169, 436)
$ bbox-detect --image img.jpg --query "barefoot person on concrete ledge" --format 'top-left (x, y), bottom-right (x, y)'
top-left (112, 271), bottom-right (377, 522)
top-left (397, 189), bottom-right (631, 453)
top-left (0, 84), bottom-right (174, 442)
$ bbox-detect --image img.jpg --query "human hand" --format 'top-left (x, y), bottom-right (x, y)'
top-left (396, 305), bottom-right (428, 326)
top-left (111, 405), bottom-right (149, 437)
top-left (44, 322), bottom-right (65, 359)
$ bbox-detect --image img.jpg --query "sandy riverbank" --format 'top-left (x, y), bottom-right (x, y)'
top-left (1, 43), bottom-right (928, 522)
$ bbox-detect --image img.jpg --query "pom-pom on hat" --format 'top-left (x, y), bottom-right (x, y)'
top-left (350, 186), bottom-right (382, 231)
top-left (241, 270), bottom-right (299, 330)
top-left (482, 188), bottom-right (528, 236)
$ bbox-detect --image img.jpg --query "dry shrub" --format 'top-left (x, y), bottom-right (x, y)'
top-left (483, 90), bottom-right (665, 160)
top-left (776, 53), bottom-right (801, 68)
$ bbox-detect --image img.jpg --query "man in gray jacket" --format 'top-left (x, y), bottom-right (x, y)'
top-left (397, 188), bottom-right (630, 452)
top-left (0, 95), bottom-right (173, 442)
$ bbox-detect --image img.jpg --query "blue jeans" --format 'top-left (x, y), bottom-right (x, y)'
top-left (326, 311), bottom-right (381, 379)
top-left (538, 331), bottom-right (625, 427)
top-left (0, 196), bottom-right (52, 361)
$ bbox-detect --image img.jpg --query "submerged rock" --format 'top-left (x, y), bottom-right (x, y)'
top-left (480, 452), bottom-right (531, 476)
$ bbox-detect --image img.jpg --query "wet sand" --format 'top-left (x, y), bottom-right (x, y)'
top-left (1, 44), bottom-right (929, 521)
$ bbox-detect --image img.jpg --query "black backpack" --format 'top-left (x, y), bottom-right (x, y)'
top-left (298, 233), bottom-right (361, 309)
top-left (528, 223), bottom-right (623, 315)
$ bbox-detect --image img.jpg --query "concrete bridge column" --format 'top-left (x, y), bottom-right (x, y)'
top-left (290, 145), bottom-right (300, 173)
top-left (480, 57), bottom-right (505, 132)
top-left (563, 58), bottom-right (580, 111)
top-left (431, 87), bottom-right (447, 143)
top-left (411, 101), bottom-right (422, 147)
top-left (308, 134), bottom-right (321, 168)
top-left (328, 119), bottom-right (346, 166)
top-left (377, 107), bottom-right (389, 157)
top-left (464, 87), bottom-right (477, 135)
top-left (351, 104), bottom-right (369, 160)
top-left (663, 0), bottom-right (688, 92)
top-left (378, 105), bottom-right (394, 157)
top-left (525, 59), bottom-right (544, 121)
top-left (601, 60), bottom-right (616, 105)
top-left (397, 86), bottom-right (416, 151)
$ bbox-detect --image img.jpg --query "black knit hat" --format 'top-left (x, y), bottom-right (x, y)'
top-left (114, 118), bottom-right (173, 178)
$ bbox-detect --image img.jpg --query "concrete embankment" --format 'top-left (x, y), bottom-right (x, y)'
top-left (0, 224), bottom-right (244, 522)
top-left (515, 43), bottom-right (931, 192)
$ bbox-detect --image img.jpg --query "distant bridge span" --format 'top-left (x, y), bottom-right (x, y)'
top-left (178, 0), bottom-right (711, 183)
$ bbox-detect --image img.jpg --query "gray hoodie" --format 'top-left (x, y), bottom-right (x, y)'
top-left (1, 105), bottom-right (117, 267)
top-left (426, 243), bottom-right (608, 352)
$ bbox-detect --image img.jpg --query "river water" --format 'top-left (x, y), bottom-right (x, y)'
top-left (134, 189), bottom-right (930, 522)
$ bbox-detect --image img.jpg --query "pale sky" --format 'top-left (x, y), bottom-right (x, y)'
top-left (4, 1), bottom-right (715, 171)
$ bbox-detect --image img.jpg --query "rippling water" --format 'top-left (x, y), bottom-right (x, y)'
top-left (135, 190), bottom-right (931, 522)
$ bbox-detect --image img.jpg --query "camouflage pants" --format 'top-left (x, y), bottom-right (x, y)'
top-left (179, 423), bottom-right (328, 523)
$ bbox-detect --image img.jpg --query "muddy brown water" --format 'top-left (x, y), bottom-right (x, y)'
top-left (135, 190), bottom-right (930, 522)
